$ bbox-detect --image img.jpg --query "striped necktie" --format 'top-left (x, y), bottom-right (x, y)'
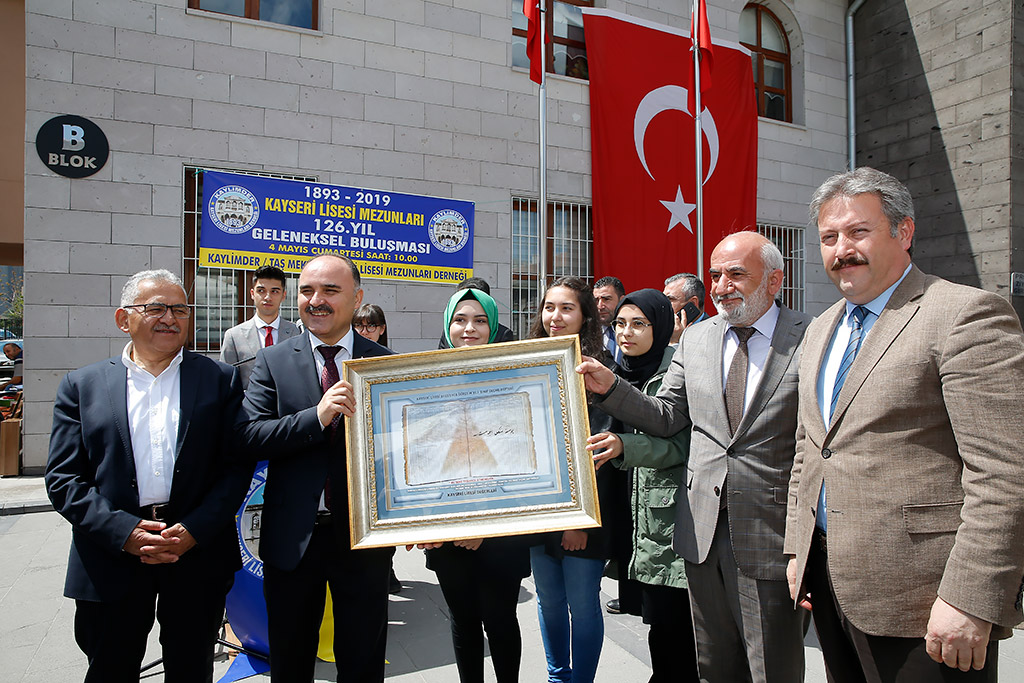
top-left (829, 306), bottom-right (868, 423)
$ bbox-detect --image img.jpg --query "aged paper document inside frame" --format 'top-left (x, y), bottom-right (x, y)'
top-left (402, 392), bottom-right (538, 485)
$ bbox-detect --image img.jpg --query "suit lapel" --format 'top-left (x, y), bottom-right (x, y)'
top-left (293, 331), bottom-right (324, 407)
top-left (826, 268), bottom-right (924, 438)
top-left (176, 351), bottom-right (199, 456)
top-left (704, 318), bottom-right (731, 436)
top-left (280, 320), bottom-right (300, 342)
top-left (806, 301), bottom-right (845, 437)
top-left (244, 318), bottom-right (262, 358)
top-left (733, 306), bottom-right (805, 439)
top-left (105, 358), bottom-right (133, 461)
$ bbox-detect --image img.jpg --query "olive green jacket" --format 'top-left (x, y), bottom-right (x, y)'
top-left (615, 347), bottom-right (690, 588)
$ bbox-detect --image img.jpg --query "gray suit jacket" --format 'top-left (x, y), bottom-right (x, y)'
top-left (784, 266), bottom-right (1024, 637)
top-left (220, 316), bottom-right (300, 386)
top-left (600, 303), bottom-right (810, 580)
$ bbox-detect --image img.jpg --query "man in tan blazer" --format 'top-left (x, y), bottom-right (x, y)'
top-left (785, 167), bottom-right (1024, 682)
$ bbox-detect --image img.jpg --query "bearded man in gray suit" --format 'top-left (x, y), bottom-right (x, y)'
top-left (581, 231), bottom-right (810, 683)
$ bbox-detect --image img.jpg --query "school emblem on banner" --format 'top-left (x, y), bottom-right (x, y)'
top-left (209, 185), bottom-right (260, 234)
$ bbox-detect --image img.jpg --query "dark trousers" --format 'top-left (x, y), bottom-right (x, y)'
top-left (74, 563), bottom-right (231, 683)
top-left (806, 533), bottom-right (998, 683)
top-left (434, 558), bottom-right (524, 683)
top-left (641, 582), bottom-right (699, 683)
top-left (263, 520), bottom-right (391, 683)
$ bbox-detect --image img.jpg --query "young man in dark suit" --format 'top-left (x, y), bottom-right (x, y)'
top-left (45, 269), bottom-right (249, 682)
top-left (239, 254), bottom-right (393, 682)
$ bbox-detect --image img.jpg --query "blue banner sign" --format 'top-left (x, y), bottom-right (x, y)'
top-left (199, 170), bottom-right (475, 284)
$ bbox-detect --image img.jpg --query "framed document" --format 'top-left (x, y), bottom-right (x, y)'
top-left (343, 336), bottom-right (600, 549)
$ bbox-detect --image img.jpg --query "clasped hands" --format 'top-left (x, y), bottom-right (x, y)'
top-left (123, 520), bottom-right (196, 564)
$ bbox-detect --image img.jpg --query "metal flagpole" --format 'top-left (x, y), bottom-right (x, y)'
top-left (538, 2), bottom-right (548, 298)
top-left (692, 0), bottom-right (704, 277)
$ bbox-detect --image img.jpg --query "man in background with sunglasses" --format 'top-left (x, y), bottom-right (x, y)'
top-left (45, 268), bottom-right (251, 682)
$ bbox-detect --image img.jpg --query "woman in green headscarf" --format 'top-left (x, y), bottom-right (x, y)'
top-left (427, 287), bottom-right (531, 683)
top-left (441, 287), bottom-right (499, 348)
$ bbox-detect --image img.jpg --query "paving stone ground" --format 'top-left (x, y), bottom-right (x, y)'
top-left (2, 476), bottom-right (1021, 682)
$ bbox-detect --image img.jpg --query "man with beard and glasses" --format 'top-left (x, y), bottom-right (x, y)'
top-left (238, 254), bottom-right (394, 682)
top-left (577, 232), bottom-right (812, 683)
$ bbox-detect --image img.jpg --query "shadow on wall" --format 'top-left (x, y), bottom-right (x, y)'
top-left (854, 0), bottom-right (979, 289)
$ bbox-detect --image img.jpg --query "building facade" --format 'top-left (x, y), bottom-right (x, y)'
top-left (852, 0), bottom-right (1024, 322)
top-left (20, 0), bottom-right (853, 472)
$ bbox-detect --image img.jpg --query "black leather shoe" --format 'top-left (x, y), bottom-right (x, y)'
top-left (605, 599), bottom-right (621, 614)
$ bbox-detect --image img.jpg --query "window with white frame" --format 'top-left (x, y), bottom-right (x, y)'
top-left (512, 1), bottom-right (594, 81)
top-left (740, 4), bottom-right (793, 122)
top-left (510, 197), bottom-right (593, 336)
top-left (188, 0), bottom-right (318, 30)
top-left (182, 166), bottom-right (316, 353)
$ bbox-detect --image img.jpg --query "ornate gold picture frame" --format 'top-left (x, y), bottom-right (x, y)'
top-left (343, 336), bottom-right (600, 549)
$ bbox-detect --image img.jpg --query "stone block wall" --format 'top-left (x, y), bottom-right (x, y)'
top-left (854, 0), bottom-right (1020, 319)
top-left (22, 0), bottom-right (848, 471)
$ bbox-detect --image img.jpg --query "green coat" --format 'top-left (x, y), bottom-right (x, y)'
top-left (615, 346), bottom-right (691, 588)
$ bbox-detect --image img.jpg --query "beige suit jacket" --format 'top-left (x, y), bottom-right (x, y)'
top-left (784, 266), bottom-right (1024, 638)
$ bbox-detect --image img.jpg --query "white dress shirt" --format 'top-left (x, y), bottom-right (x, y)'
top-left (721, 302), bottom-right (781, 414)
top-left (122, 342), bottom-right (183, 506)
top-left (255, 314), bottom-right (282, 347)
top-left (308, 328), bottom-right (354, 390)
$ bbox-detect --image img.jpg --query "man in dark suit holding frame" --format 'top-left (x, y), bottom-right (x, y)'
top-left (239, 254), bottom-right (393, 682)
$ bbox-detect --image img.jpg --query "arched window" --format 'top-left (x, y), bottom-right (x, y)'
top-left (740, 4), bottom-right (792, 122)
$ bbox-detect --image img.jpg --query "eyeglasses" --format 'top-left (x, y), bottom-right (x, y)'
top-left (123, 303), bottom-right (192, 319)
top-left (611, 319), bottom-right (651, 332)
top-left (354, 323), bottom-right (380, 332)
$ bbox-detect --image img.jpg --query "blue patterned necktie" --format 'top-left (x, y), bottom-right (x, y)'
top-left (829, 306), bottom-right (867, 423)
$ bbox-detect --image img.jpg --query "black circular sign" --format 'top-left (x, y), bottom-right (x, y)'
top-left (35, 114), bottom-right (109, 179)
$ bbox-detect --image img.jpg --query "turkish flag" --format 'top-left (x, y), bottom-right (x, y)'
top-left (689, 0), bottom-right (714, 113)
top-left (524, 0), bottom-right (543, 84)
top-left (584, 9), bottom-right (757, 306)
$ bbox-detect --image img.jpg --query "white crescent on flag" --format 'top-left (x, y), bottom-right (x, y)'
top-left (633, 85), bottom-right (721, 233)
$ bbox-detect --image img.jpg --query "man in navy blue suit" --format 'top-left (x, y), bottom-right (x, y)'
top-left (45, 269), bottom-right (249, 682)
top-left (239, 254), bottom-right (393, 682)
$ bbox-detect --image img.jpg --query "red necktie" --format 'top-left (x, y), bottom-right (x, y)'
top-left (264, 326), bottom-right (274, 347)
top-left (319, 345), bottom-right (341, 510)
top-left (318, 345), bottom-right (341, 435)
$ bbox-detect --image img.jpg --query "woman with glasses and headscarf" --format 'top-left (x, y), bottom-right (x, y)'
top-left (587, 289), bottom-right (698, 683)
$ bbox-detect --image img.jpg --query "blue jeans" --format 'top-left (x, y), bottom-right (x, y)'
top-left (530, 546), bottom-right (605, 683)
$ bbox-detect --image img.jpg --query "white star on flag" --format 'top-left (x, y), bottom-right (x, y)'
top-left (660, 186), bottom-right (696, 233)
